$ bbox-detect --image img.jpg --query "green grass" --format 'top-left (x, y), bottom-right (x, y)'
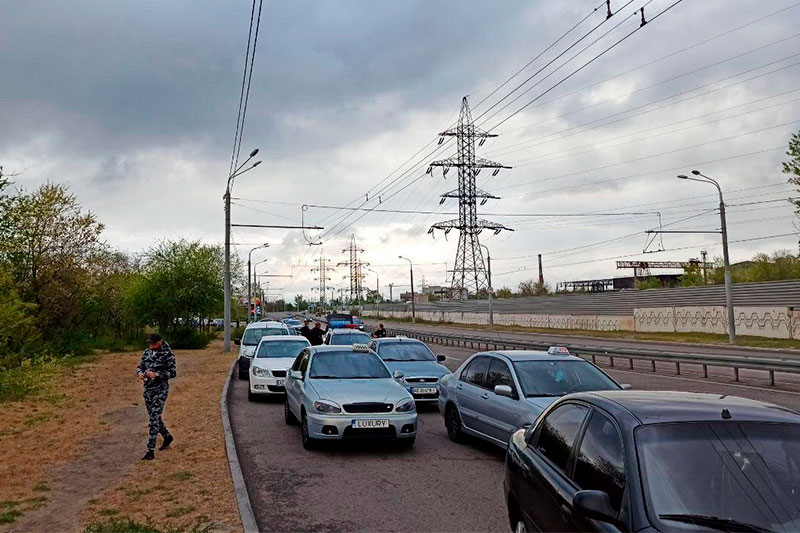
top-left (166, 506), bottom-right (196, 519)
top-left (0, 509), bottom-right (23, 524)
top-left (0, 353), bottom-right (99, 403)
top-left (385, 316), bottom-right (800, 350)
top-left (169, 471), bottom-right (194, 482)
top-left (84, 517), bottom-right (214, 533)
top-left (33, 483), bottom-right (51, 492)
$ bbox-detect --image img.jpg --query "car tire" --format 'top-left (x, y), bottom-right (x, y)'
top-left (237, 361), bottom-right (248, 380)
top-left (445, 404), bottom-right (466, 443)
top-left (398, 437), bottom-right (415, 449)
top-left (247, 388), bottom-right (257, 402)
top-left (284, 396), bottom-right (298, 425)
top-left (301, 412), bottom-right (317, 450)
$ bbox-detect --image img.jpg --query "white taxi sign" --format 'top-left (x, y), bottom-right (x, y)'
top-left (547, 346), bottom-right (571, 355)
top-left (351, 343), bottom-right (371, 353)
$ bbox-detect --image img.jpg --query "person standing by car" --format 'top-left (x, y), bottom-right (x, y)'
top-left (373, 324), bottom-right (387, 338)
top-left (136, 333), bottom-right (176, 461)
top-left (308, 321), bottom-right (325, 346)
top-left (299, 319), bottom-right (312, 341)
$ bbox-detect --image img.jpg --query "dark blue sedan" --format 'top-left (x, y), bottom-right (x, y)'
top-left (504, 391), bottom-right (800, 532)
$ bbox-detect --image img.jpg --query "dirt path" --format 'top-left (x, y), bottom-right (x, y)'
top-left (0, 340), bottom-right (240, 533)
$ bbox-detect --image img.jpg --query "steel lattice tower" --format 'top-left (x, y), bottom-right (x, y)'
top-left (338, 234), bottom-right (368, 304)
top-left (311, 250), bottom-right (335, 309)
top-left (429, 96), bottom-right (512, 299)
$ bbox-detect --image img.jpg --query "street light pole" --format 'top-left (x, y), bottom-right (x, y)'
top-left (247, 243), bottom-right (269, 323)
top-left (367, 268), bottom-right (380, 317)
top-left (677, 170), bottom-right (736, 345)
top-left (398, 256), bottom-right (415, 323)
top-left (481, 244), bottom-right (494, 329)
top-left (224, 148), bottom-right (261, 352)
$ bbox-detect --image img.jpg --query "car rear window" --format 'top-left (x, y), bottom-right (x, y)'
top-left (243, 327), bottom-right (288, 345)
top-left (329, 332), bottom-right (371, 345)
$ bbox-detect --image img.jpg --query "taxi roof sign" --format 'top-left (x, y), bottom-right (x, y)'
top-left (351, 343), bottom-right (371, 353)
top-left (547, 346), bottom-right (571, 355)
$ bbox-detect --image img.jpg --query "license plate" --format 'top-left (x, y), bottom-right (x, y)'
top-left (412, 387), bottom-right (437, 395)
top-left (275, 380), bottom-right (284, 387)
top-left (352, 419), bottom-right (389, 429)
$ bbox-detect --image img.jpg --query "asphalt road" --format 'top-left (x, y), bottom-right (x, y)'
top-left (378, 320), bottom-right (800, 359)
top-left (228, 342), bottom-right (800, 533)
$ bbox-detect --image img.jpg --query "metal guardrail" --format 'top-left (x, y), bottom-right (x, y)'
top-left (385, 327), bottom-right (800, 387)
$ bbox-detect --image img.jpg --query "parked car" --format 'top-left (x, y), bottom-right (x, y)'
top-left (326, 313), bottom-right (364, 330)
top-left (368, 337), bottom-right (450, 404)
top-left (284, 344), bottom-right (417, 449)
top-left (235, 320), bottom-right (291, 379)
top-left (440, 347), bottom-right (626, 448)
top-left (505, 391), bottom-right (800, 532)
top-left (324, 328), bottom-right (372, 346)
top-left (248, 336), bottom-right (311, 401)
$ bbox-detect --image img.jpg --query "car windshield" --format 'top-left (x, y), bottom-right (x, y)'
top-left (255, 340), bottom-right (309, 358)
top-left (329, 332), bottom-right (371, 345)
top-left (309, 351), bottom-right (391, 379)
top-left (512, 360), bottom-right (619, 397)
top-left (637, 422), bottom-right (800, 532)
top-left (377, 342), bottom-right (435, 362)
top-left (285, 319), bottom-right (301, 326)
top-left (243, 327), bottom-right (288, 345)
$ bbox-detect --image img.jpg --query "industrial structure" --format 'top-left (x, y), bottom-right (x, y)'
top-left (338, 234), bottom-right (368, 304)
top-left (311, 250), bottom-right (335, 309)
top-left (428, 96), bottom-right (512, 300)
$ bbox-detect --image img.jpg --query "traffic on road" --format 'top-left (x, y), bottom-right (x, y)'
top-left (228, 315), bottom-right (800, 532)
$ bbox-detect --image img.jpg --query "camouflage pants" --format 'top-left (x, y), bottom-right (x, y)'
top-left (143, 382), bottom-right (171, 452)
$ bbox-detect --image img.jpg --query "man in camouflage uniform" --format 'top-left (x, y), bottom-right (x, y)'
top-left (137, 333), bottom-right (177, 460)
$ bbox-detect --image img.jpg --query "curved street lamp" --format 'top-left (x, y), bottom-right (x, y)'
top-left (677, 170), bottom-right (735, 344)
top-left (398, 256), bottom-right (415, 323)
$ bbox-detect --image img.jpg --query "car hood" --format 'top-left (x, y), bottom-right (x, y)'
top-left (382, 361), bottom-right (450, 378)
top-left (524, 396), bottom-right (560, 412)
top-left (251, 357), bottom-right (295, 370)
top-left (308, 378), bottom-right (409, 404)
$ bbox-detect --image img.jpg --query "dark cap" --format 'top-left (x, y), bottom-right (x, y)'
top-left (146, 333), bottom-right (162, 344)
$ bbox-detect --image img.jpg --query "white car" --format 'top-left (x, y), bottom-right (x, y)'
top-left (235, 320), bottom-right (291, 379)
top-left (249, 336), bottom-right (311, 401)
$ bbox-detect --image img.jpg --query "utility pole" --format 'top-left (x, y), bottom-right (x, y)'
top-left (366, 268), bottom-right (380, 317)
top-left (701, 249), bottom-right (708, 283)
top-left (428, 97), bottom-right (512, 300)
top-left (311, 250), bottom-right (336, 313)
top-left (224, 149), bottom-right (261, 351)
top-left (247, 243), bottom-right (269, 322)
top-left (538, 254), bottom-right (544, 291)
top-left (399, 256), bottom-right (416, 323)
top-left (338, 234), bottom-right (368, 306)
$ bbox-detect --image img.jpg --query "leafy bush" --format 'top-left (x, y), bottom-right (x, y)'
top-left (164, 328), bottom-right (214, 350)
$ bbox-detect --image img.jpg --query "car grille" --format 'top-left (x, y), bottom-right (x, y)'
top-left (271, 369), bottom-right (287, 378)
top-left (342, 426), bottom-right (396, 439)
top-left (406, 377), bottom-right (438, 383)
top-left (411, 392), bottom-right (439, 400)
top-left (343, 402), bottom-right (394, 414)
top-left (267, 385), bottom-right (285, 392)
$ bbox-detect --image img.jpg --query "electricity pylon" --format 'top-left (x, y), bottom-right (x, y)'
top-left (338, 234), bottom-right (368, 304)
top-left (311, 250), bottom-right (336, 310)
top-left (428, 96), bottom-right (512, 299)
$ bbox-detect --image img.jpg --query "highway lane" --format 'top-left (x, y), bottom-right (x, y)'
top-left (228, 342), bottom-right (800, 533)
top-left (377, 320), bottom-right (800, 359)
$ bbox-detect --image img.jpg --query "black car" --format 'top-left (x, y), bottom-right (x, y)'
top-left (504, 391), bottom-right (800, 532)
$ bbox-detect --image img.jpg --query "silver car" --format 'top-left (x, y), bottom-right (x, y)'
top-left (439, 347), bottom-right (627, 448)
top-left (284, 344), bottom-right (418, 449)
top-left (324, 328), bottom-right (372, 346)
top-left (368, 337), bottom-right (450, 404)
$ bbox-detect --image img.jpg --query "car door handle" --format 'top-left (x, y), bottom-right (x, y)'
top-left (480, 393), bottom-right (489, 400)
top-left (560, 504), bottom-right (572, 522)
top-left (456, 384), bottom-right (463, 390)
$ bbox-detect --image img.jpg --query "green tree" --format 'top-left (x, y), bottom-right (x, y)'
top-left (294, 294), bottom-right (308, 311)
top-left (783, 130), bottom-right (800, 228)
top-left (518, 279), bottom-right (549, 296)
top-left (679, 263), bottom-right (706, 287)
top-left (495, 287), bottom-right (513, 299)
top-left (635, 277), bottom-right (663, 290)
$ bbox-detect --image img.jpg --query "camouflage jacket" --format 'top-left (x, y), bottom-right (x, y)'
top-left (137, 341), bottom-right (177, 388)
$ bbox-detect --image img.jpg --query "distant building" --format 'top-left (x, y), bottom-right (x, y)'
top-left (400, 291), bottom-right (429, 303)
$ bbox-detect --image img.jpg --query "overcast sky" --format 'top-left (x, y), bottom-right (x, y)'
top-left (2, 0), bottom-right (799, 300)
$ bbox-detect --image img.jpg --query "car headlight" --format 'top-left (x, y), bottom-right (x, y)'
top-left (395, 398), bottom-right (416, 413)
top-left (313, 400), bottom-right (342, 414)
top-left (251, 366), bottom-right (270, 377)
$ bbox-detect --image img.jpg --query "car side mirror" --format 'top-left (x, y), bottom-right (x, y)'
top-left (289, 370), bottom-right (303, 380)
top-left (436, 355), bottom-right (446, 362)
top-left (393, 370), bottom-right (404, 380)
top-left (620, 383), bottom-right (632, 390)
top-left (573, 490), bottom-right (619, 525)
top-left (234, 338), bottom-right (241, 346)
top-left (494, 385), bottom-right (514, 398)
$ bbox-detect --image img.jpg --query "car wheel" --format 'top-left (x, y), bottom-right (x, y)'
top-left (514, 520), bottom-right (527, 533)
top-left (398, 437), bottom-right (415, 449)
top-left (445, 404), bottom-right (466, 443)
top-left (237, 361), bottom-right (248, 380)
top-left (247, 388), bottom-right (257, 402)
top-left (284, 396), bottom-right (298, 425)
top-left (301, 412), bottom-right (317, 450)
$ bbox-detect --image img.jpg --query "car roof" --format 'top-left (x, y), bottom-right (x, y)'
top-left (372, 337), bottom-right (424, 344)
top-left (329, 328), bottom-right (369, 334)
top-left (570, 390), bottom-right (800, 425)
top-left (310, 345), bottom-right (375, 354)
top-left (476, 350), bottom-right (587, 363)
top-left (257, 336), bottom-right (309, 343)
top-left (247, 320), bottom-right (287, 328)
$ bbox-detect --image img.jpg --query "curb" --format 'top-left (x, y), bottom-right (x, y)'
top-left (221, 360), bottom-right (259, 533)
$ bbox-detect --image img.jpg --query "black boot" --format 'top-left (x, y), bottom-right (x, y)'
top-left (141, 450), bottom-right (155, 461)
top-left (159, 435), bottom-right (174, 451)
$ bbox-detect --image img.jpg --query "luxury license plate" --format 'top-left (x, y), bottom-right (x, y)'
top-left (352, 419), bottom-right (389, 429)
top-left (275, 380), bottom-right (284, 387)
top-left (412, 387), bottom-right (437, 395)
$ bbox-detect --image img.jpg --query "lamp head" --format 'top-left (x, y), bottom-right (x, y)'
top-left (691, 170), bottom-right (701, 176)
top-left (252, 160), bottom-right (262, 167)
top-left (250, 148), bottom-right (259, 157)
top-left (677, 174), bottom-right (688, 180)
